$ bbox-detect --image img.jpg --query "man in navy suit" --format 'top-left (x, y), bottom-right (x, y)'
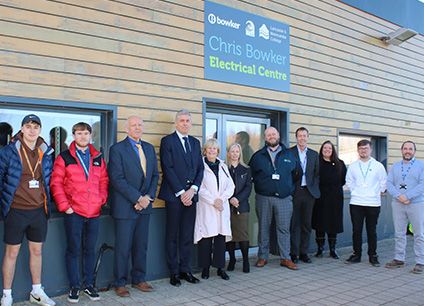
top-left (158, 109), bottom-right (204, 287)
top-left (108, 116), bottom-right (159, 297)
top-left (290, 127), bottom-right (320, 264)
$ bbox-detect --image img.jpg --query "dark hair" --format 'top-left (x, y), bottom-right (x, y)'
top-left (295, 127), bottom-right (309, 137)
top-left (401, 140), bottom-right (416, 150)
top-left (319, 141), bottom-right (340, 163)
top-left (0, 122), bottom-right (13, 147)
top-left (357, 139), bottom-right (371, 148)
top-left (72, 122), bottom-right (92, 134)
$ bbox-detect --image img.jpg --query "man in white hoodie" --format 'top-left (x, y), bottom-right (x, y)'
top-left (345, 139), bottom-right (387, 266)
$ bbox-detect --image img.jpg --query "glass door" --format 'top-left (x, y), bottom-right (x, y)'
top-left (205, 112), bottom-right (270, 246)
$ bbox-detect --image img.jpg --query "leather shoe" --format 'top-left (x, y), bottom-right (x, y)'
top-left (201, 268), bottom-right (209, 279)
top-left (179, 272), bottom-right (200, 284)
top-left (345, 254), bottom-right (361, 264)
top-left (217, 268), bottom-right (230, 280)
top-left (299, 254), bottom-right (312, 263)
top-left (280, 259), bottom-right (298, 270)
top-left (115, 286), bottom-right (130, 297)
top-left (169, 274), bottom-right (181, 287)
top-left (132, 282), bottom-right (153, 292)
top-left (255, 258), bottom-right (267, 267)
top-left (290, 255), bottom-right (299, 264)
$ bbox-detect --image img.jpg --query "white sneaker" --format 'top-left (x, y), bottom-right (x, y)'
top-left (1, 294), bottom-right (13, 306)
top-left (29, 288), bottom-right (56, 306)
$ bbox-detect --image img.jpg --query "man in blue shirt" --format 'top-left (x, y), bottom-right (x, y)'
top-left (386, 141), bottom-right (424, 274)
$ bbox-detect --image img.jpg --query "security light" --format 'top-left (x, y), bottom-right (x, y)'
top-left (381, 28), bottom-right (417, 46)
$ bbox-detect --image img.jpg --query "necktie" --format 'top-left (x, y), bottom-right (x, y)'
top-left (183, 136), bottom-right (191, 154)
top-left (135, 143), bottom-right (147, 176)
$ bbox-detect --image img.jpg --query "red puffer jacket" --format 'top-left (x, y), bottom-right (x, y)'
top-left (51, 142), bottom-right (109, 218)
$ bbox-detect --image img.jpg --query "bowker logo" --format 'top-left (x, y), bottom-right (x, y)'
top-left (207, 13), bottom-right (240, 29)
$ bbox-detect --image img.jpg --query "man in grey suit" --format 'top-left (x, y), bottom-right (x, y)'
top-left (290, 127), bottom-right (320, 264)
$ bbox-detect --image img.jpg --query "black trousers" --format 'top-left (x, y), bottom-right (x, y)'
top-left (291, 188), bottom-right (315, 256)
top-left (349, 205), bottom-right (380, 256)
top-left (197, 235), bottom-right (226, 269)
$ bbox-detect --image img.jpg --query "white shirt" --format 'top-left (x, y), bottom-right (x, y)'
top-left (175, 130), bottom-right (198, 196)
top-left (297, 146), bottom-right (307, 186)
top-left (346, 157), bottom-right (387, 207)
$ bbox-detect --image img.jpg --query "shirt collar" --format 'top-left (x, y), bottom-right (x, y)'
top-left (175, 130), bottom-right (188, 140)
top-left (128, 137), bottom-right (141, 146)
top-left (297, 145), bottom-right (308, 155)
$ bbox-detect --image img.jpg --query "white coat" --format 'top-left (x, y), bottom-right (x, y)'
top-left (194, 158), bottom-right (235, 244)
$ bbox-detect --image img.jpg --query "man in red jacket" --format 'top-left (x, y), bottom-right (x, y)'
top-left (51, 122), bottom-right (108, 303)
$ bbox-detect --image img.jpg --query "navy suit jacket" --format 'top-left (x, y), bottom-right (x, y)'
top-left (290, 146), bottom-right (320, 199)
top-left (108, 137), bottom-right (159, 219)
top-left (158, 132), bottom-right (204, 202)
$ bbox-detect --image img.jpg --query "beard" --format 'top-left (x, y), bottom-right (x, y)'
top-left (265, 138), bottom-right (280, 148)
top-left (403, 154), bottom-right (413, 161)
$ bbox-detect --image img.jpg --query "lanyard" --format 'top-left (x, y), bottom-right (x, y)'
top-left (401, 159), bottom-right (415, 182)
top-left (76, 150), bottom-right (90, 178)
top-left (21, 146), bottom-right (41, 179)
top-left (359, 160), bottom-right (372, 182)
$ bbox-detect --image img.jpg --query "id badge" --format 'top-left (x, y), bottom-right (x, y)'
top-left (272, 174), bottom-right (280, 180)
top-left (29, 179), bottom-right (40, 189)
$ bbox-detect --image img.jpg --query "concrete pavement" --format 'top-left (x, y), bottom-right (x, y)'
top-left (16, 237), bottom-right (424, 305)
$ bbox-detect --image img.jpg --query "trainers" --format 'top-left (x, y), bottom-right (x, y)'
top-left (385, 259), bottom-right (405, 269)
top-left (29, 287), bottom-right (56, 306)
top-left (369, 255), bottom-right (380, 267)
top-left (412, 263), bottom-right (424, 274)
top-left (67, 287), bottom-right (79, 303)
top-left (1, 294), bottom-right (13, 306)
top-left (345, 254), bottom-right (361, 264)
top-left (83, 286), bottom-right (100, 301)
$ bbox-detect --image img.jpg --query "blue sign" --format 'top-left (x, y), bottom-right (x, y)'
top-left (204, 1), bottom-right (290, 92)
top-left (339, 0), bottom-right (424, 35)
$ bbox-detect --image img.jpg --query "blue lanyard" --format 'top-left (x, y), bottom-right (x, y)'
top-left (76, 150), bottom-right (90, 178)
top-left (401, 158), bottom-right (415, 182)
top-left (359, 160), bottom-right (371, 182)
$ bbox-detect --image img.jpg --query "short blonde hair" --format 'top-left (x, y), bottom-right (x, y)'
top-left (227, 142), bottom-right (248, 167)
top-left (202, 138), bottom-right (220, 156)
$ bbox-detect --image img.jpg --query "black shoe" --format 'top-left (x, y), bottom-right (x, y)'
top-left (201, 268), bottom-right (209, 279)
top-left (83, 286), bottom-right (100, 301)
top-left (217, 269), bottom-right (230, 280)
top-left (315, 248), bottom-right (323, 258)
top-left (299, 254), bottom-right (312, 263)
top-left (67, 287), bottom-right (79, 303)
top-left (242, 260), bottom-right (250, 273)
top-left (227, 258), bottom-right (236, 271)
top-left (369, 255), bottom-right (380, 267)
top-left (345, 254), bottom-right (361, 264)
top-left (179, 272), bottom-right (200, 283)
top-left (170, 274), bottom-right (181, 287)
top-left (330, 249), bottom-right (339, 259)
top-left (290, 255), bottom-right (299, 264)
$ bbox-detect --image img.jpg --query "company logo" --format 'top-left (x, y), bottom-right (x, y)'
top-left (245, 20), bottom-right (255, 37)
top-left (208, 13), bottom-right (217, 24)
top-left (207, 13), bottom-right (240, 29)
top-left (259, 24), bottom-right (269, 40)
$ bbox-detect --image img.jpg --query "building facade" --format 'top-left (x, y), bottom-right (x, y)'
top-left (0, 0), bottom-right (423, 300)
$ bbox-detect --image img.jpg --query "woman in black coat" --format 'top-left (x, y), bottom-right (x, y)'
top-left (226, 143), bottom-right (252, 273)
top-left (312, 140), bottom-right (347, 259)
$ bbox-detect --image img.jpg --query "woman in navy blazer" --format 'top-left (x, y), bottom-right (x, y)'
top-left (225, 143), bottom-right (252, 273)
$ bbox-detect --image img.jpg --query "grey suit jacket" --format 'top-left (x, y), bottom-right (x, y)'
top-left (290, 145), bottom-right (320, 199)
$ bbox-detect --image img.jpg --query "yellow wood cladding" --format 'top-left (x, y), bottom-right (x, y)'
top-left (1, 0), bottom-right (424, 208)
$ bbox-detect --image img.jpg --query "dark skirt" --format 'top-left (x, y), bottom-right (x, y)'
top-left (230, 212), bottom-right (249, 242)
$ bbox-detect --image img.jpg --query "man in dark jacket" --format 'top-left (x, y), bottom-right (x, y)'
top-left (51, 122), bottom-right (109, 303)
top-left (108, 116), bottom-right (159, 297)
top-left (249, 127), bottom-right (299, 270)
top-left (0, 114), bottom-right (55, 306)
top-left (290, 127), bottom-right (320, 264)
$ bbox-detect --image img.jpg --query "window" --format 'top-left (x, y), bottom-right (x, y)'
top-left (0, 97), bottom-right (116, 159)
top-left (338, 132), bottom-right (387, 168)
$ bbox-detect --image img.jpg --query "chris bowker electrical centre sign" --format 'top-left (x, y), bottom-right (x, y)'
top-left (204, 1), bottom-right (290, 92)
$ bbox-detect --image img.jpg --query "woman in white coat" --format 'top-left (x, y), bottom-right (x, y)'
top-left (195, 138), bottom-right (235, 280)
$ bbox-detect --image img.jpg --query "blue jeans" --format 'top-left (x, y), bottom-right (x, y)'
top-left (64, 213), bottom-right (100, 288)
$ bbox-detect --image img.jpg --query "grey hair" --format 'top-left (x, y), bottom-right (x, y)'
top-left (202, 138), bottom-right (220, 156)
top-left (175, 109), bottom-right (192, 122)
